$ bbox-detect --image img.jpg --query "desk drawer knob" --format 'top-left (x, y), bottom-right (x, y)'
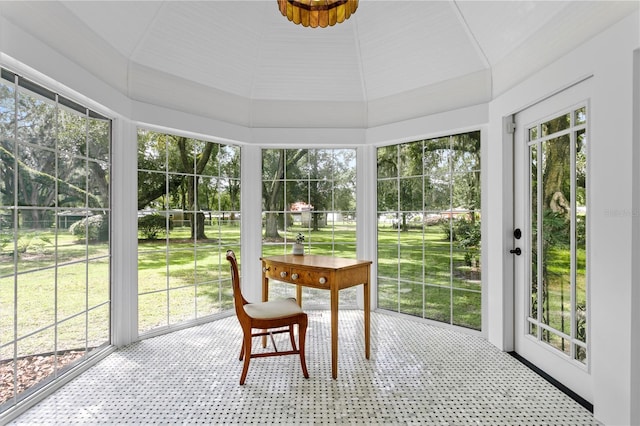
top-left (291, 273), bottom-right (299, 280)
top-left (262, 266), bottom-right (270, 273)
top-left (280, 271), bottom-right (288, 278)
top-left (319, 277), bottom-right (327, 284)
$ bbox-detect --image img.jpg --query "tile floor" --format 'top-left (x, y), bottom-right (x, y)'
top-left (10, 310), bottom-right (599, 425)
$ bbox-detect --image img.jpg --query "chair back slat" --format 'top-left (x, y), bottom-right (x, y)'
top-left (226, 250), bottom-right (248, 320)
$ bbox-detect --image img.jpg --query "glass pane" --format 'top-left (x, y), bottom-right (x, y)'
top-left (58, 156), bottom-right (87, 208)
top-left (377, 243), bottom-right (398, 279)
top-left (167, 137), bottom-right (194, 174)
top-left (425, 284), bottom-right (450, 323)
top-left (16, 272), bottom-right (55, 337)
top-left (15, 328), bottom-right (56, 398)
top-left (423, 137), bottom-right (450, 176)
top-left (57, 106), bottom-right (86, 157)
top-left (452, 288), bottom-right (481, 330)
top-left (57, 315), bottom-right (86, 353)
top-left (169, 287), bottom-right (195, 324)
top-left (541, 135), bottom-right (571, 339)
top-left (0, 277), bottom-right (15, 347)
top-left (541, 112), bottom-right (570, 137)
top-left (377, 180), bottom-right (397, 212)
top-left (377, 278), bottom-right (398, 311)
top-left (399, 282), bottom-right (422, 316)
top-left (87, 160), bottom-right (109, 208)
top-left (285, 149), bottom-right (308, 180)
top-left (575, 107), bottom-right (586, 125)
top-left (542, 328), bottom-right (570, 356)
top-left (310, 180), bottom-right (332, 212)
top-left (262, 149), bottom-right (284, 181)
top-left (57, 263), bottom-right (87, 321)
top-left (219, 145), bottom-right (240, 178)
top-left (137, 171), bottom-right (166, 211)
top-left (530, 144), bottom-right (538, 323)
top-left (400, 178), bottom-right (422, 211)
top-left (575, 129), bottom-right (587, 344)
top-left (195, 247), bottom-right (220, 284)
top-left (16, 211), bottom-right (56, 272)
top-left (286, 180), bottom-right (308, 206)
top-left (0, 78), bottom-right (16, 140)
top-left (424, 178), bottom-right (450, 211)
top-left (0, 140), bottom-right (15, 208)
top-left (424, 212), bottom-right (451, 282)
top-left (88, 117), bottom-right (110, 162)
top-left (196, 281), bottom-right (219, 316)
top-left (17, 89), bottom-right (56, 149)
top-left (399, 141), bottom-right (423, 177)
top-left (88, 258), bottom-right (109, 307)
top-left (138, 130), bottom-right (166, 172)
top-left (139, 291), bottom-right (168, 333)
top-left (451, 131), bottom-right (480, 173)
top-left (138, 249), bottom-right (167, 293)
top-left (377, 145), bottom-right (397, 179)
top-left (88, 303), bottom-right (110, 348)
top-left (17, 145), bottom-right (56, 207)
top-left (452, 171), bottom-right (480, 211)
top-left (168, 249), bottom-right (195, 288)
top-left (398, 235), bottom-right (423, 283)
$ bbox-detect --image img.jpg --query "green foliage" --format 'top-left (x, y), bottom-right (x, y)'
top-left (137, 214), bottom-right (170, 240)
top-left (441, 217), bottom-right (481, 266)
top-left (69, 214), bottom-right (109, 243)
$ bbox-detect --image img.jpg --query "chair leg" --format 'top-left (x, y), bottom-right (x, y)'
top-left (298, 316), bottom-right (309, 379)
top-left (240, 329), bottom-right (252, 385)
top-left (288, 325), bottom-right (298, 352)
top-left (239, 339), bottom-right (245, 361)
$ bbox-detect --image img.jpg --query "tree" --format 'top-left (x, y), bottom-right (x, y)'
top-left (1, 82), bottom-right (109, 229)
top-left (137, 131), bottom-right (223, 240)
top-left (262, 149), bottom-right (307, 240)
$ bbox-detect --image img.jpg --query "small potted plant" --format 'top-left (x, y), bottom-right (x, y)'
top-left (292, 233), bottom-right (305, 256)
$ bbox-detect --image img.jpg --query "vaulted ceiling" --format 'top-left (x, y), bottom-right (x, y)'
top-left (1, 1), bottom-right (637, 128)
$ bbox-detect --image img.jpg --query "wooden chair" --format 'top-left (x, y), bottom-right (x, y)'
top-left (225, 250), bottom-right (309, 385)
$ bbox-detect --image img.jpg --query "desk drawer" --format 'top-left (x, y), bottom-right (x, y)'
top-left (263, 262), bottom-right (290, 281)
top-left (290, 268), bottom-right (329, 287)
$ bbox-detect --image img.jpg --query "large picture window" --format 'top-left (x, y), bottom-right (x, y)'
top-left (377, 131), bottom-right (481, 330)
top-left (0, 68), bottom-right (111, 410)
top-left (137, 130), bottom-right (240, 334)
top-left (261, 148), bottom-right (357, 308)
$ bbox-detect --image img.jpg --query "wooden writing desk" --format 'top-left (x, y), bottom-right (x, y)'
top-left (260, 254), bottom-right (372, 379)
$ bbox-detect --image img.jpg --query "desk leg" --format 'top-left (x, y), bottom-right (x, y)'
top-left (330, 286), bottom-right (339, 379)
top-left (364, 276), bottom-right (370, 359)
top-left (262, 275), bottom-right (269, 348)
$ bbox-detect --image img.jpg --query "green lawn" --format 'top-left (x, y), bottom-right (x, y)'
top-left (3, 219), bottom-right (584, 356)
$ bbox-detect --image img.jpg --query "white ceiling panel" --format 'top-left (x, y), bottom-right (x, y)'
top-left (356, 2), bottom-right (487, 100)
top-left (3, 0), bottom-right (637, 128)
top-left (61, 1), bottom-right (164, 58)
top-left (456, 1), bottom-right (570, 65)
top-left (253, 18), bottom-right (363, 101)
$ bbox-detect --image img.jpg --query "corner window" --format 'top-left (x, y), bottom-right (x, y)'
top-left (377, 131), bottom-right (481, 330)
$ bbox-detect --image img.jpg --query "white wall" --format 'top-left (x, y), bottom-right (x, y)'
top-left (487, 11), bottom-right (640, 425)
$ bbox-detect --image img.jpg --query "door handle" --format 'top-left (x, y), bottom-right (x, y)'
top-left (510, 248), bottom-right (521, 255)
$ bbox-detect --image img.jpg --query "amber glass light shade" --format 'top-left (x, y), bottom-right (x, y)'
top-left (277, 0), bottom-right (358, 28)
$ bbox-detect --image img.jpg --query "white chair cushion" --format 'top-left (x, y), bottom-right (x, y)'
top-left (244, 298), bottom-right (303, 319)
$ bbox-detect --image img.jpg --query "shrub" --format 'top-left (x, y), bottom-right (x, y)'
top-left (138, 214), bottom-right (170, 240)
top-left (69, 214), bottom-right (109, 243)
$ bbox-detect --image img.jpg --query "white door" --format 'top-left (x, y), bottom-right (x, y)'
top-left (513, 80), bottom-right (592, 403)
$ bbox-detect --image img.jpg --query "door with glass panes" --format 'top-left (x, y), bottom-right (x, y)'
top-left (513, 80), bottom-right (592, 402)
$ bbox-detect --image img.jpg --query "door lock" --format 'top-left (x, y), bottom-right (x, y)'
top-left (510, 248), bottom-right (522, 256)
